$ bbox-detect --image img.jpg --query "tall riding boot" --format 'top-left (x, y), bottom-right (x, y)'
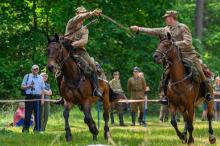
top-left (138, 112), bottom-right (144, 126)
top-left (110, 112), bottom-right (114, 124)
top-left (91, 72), bottom-right (102, 98)
top-left (119, 113), bottom-right (125, 126)
top-left (131, 112), bottom-right (136, 126)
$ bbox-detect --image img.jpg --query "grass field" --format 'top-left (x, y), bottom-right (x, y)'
top-left (0, 105), bottom-right (220, 146)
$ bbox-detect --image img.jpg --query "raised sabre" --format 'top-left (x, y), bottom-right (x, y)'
top-left (100, 13), bottom-right (135, 37)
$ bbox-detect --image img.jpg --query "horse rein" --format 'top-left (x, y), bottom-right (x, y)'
top-left (48, 41), bottom-right (85, 89)
top-left (155, 43), bottom-right (182, 65)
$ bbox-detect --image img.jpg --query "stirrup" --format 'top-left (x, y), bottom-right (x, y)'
top-left (93, 89), bottom-right (102, 98)
top-left (159, 96), bottom-right (169, 106)
top-left (205, 93), bottom-right (214, 102)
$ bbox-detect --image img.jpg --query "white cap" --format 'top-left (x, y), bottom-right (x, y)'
top-left (31, 64), bottom-right (39, 70)
top-left (40, 72), bottom-right (48, 77)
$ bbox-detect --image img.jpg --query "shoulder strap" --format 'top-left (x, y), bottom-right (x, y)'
top-left (25, 74), bottom-right (30, 85)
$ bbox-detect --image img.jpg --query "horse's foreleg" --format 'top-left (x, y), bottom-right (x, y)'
top-left (83, 101), bottom-right (99, 140)
top-left (187, 107), bottom-right (194, 145)
top-left (102, 93), bottom-right (111, 140)
top-left (180, 112), bottom-right (188, 144)
top-left (63, 106), bottom-right (72, 142)
top-left (170, 114), bottom-right (182, 138)
top-left (207, 101), bottom-right (216, 144)
top-left (170, 107), bottom-right (182, 139)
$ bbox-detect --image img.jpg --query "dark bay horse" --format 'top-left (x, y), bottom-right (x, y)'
top-left (153, 33), bottom-right (216, 145)
top-left (47, 34), bottom-right (115, 141)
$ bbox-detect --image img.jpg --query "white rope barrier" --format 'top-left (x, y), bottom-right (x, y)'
top-left (118, 99), bottom-right (220, 103)
top-left (0, 98), bottom-right (220, 103)
top-left (118, 99), bottom-right (159, 103)
top-left (0, 99), bottom-right (61, 103)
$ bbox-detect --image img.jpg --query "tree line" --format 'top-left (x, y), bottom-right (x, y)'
top-left (0, 0), bottom-right (220, 100)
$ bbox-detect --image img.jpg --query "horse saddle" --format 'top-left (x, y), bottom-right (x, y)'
top-left (72, 55), bottom-right (93, 78)
top-left (182, 58), bottom-right (200, 83)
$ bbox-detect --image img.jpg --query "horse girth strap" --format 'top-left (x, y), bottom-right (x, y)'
top-left (168, 71), bottom-right (192, 87)
top-left (64, 75), bottom-right (85, 89)
top-left (168, 59), bottom-right (194, 87)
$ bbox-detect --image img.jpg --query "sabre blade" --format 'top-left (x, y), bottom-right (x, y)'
top-left (100, 13), bottom-right (135, 37)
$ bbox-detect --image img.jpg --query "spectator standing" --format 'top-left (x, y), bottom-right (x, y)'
top-left (159, 105), bottom-right (169, 123)
top-left (109, 71), bottom-right (126, 126)
top-left (201, 102), bottom-right (208, 121)
top-left (40, 72), bottom-right (52, 131)
top-left (21, 64), bottom-right (45, 132)
top-left (128, 67), bottom-right (146, 126)
top-left (138, 72), bottom-right (150, 125)
top-left (213, 76), bottom-right (220, 121)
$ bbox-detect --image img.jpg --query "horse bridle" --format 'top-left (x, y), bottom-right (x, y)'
top-left (156, 41), bottom-right (192, 87)
top-left (48, 41), bottom-right (70, 78)
top-left (155, 42), bottom-right (181, 65)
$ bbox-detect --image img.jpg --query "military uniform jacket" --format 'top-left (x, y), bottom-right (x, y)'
top-left (109, 79), bottom-right (124, 94)
top-left (128, 77), bottom-right (146, 99)
top-left (65, 13), bottom-right (92, 49)
top-left (139, 22), bottom-right (199, 59)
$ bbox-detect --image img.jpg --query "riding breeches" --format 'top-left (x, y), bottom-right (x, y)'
top-left (75, 49), bottom-right (96, 71)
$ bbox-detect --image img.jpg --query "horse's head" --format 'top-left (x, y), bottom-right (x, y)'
top-left (47, 33), bottom-right (62, 74)
top-left (153, 32), bottom-right (176, 64)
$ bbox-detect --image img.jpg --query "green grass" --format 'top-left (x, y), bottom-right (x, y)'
top-left (0, 105), bottom-right (220, 146)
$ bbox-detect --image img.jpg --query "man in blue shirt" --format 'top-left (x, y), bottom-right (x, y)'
top-left (21, 64), bottom-right (45, 132)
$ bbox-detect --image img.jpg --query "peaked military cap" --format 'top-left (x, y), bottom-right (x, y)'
top-left (163, 10), bottom-right (178, 19)
top-left (133, 67), bottom-right (140, 72)
top-left (76, 6), bottom-right (87, 13)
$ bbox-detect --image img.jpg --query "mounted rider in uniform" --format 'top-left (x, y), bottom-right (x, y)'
top-left (63, 6), bottom-right (102, 98)
top-left (130, 10), bottom-right (213, 105)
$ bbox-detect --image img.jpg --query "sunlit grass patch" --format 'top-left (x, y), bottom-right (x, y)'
top-left (0, 106), bottom-right (220, 146)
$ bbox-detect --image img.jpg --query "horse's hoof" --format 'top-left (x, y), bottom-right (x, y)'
top-left (181, 138), bottom-right (187, 144)
top-left (93, 135), bottom-right (97, 141)
top-left (209, 137), bottom-right (216, 144)
top-left (65, 135), bottom-right (72, 142)
top-left (104, 131), bottom-right (111, 140)
top-left (187, 138), bottom-right (194, 146)
top-left (180, 134), bottom-right (187, 144)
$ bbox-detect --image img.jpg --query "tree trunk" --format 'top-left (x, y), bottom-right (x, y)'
top-left (45, 0), bottom-right (50, 36)
top-left (33, 0), bottom-right (37, 29)
top-left (195, 0), bottom-right (204, 39)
